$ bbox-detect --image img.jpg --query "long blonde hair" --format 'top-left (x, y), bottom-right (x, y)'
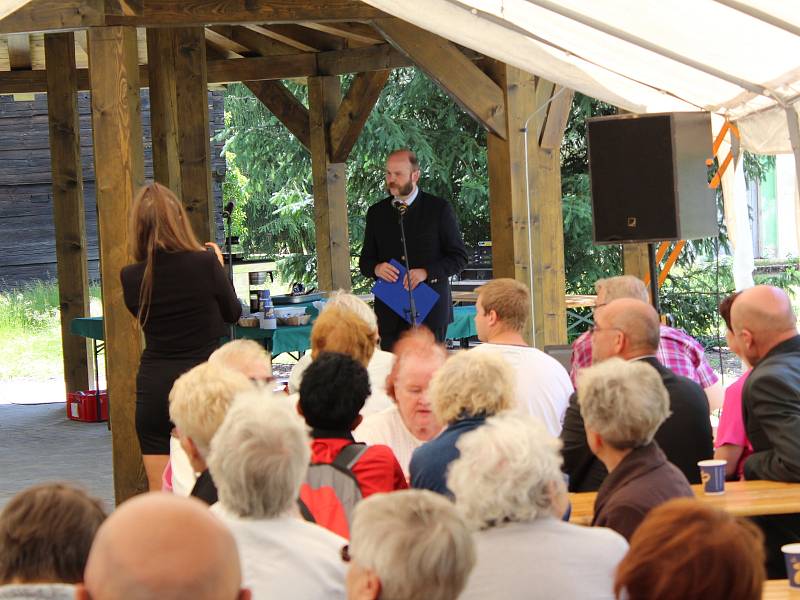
top-left (129, 182), bottom-right (203, 324)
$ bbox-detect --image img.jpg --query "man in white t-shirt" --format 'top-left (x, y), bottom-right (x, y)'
top-left (470, 278), bottom-right (573, 436)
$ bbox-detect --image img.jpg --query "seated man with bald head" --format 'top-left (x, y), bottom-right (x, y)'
top-left (76, 493), bottom-right (249, 600)
top-left (731, 285), bottom-right (800, 578)
top-left (560, 298), bottom-right (713, 492)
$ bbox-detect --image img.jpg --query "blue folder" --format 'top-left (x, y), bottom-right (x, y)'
top-left (373, 259), bottom-right (440, 325)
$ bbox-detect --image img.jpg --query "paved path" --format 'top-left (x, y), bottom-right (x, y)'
top-left (0, 403), bottom-right (114, 510)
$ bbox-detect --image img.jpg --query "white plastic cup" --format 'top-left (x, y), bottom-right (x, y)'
top-left (782, 543), bottom-right (800, 588)
top-left (697, 459), bottom-right (726, 495)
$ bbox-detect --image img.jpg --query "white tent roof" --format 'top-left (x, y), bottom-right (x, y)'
top-left (363, 0), bottom-right (800, 154)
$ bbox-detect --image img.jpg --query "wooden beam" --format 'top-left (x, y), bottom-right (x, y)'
top-left (329, 69), bottom-right (389, 162)
top-left (540, 85), bottom-right (574, 150)
top-left (241, 24), bottom-right (316, 53)
top-left (146, 28), bottom-right (181, 195)
top-left (174, 26), bottom-right (213, 241)
top-left (88, 25), bottom-right (146, 504)
top-left (316, 43), bottom-right (411, 76)
top-left (0, 44), bottom-right (411, 94)
top-left (261, 24), bottom-right (345, 52)
top-left (244, 80), bottom-right (310, 151)
top-left (486, 60), bottom-right (567, 347)
top-left (309, 75), bottom-right (350, 291)
top-left (204, 28), bottom-right (249, 58)
top-left (7, 34), bottom-right (31, 70)
top-left (303, 22), bottom-right (384, 46)
top-left (106, 0), bottom-right (384, 27)
top-left (373, 17), bottom-right (507, 139)
top-left (45, 31), bottom-right (91, 396)
top-left (213, 24), bottom-right (298, 56)
top-left (0, 0), bottom-right (105, 34)
top-left (623, 243), bottom-right (650, 282)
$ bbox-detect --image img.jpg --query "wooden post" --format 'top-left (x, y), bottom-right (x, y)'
top-left (486, 61), bottom-right (570, 347)
top-left (88, 25), bottom-right (146, 504)
top-left (308, 75), bottom-right (350, 291)
top-left (623, 243), bottom-right (650, 281)
top-left (174, 27), bottom-right (213, 242)
top-left (146, 27), bottom-right (181, 195)
top-left (45, 32), bottom-right (92, 395)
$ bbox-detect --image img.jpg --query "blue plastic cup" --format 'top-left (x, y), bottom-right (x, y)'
top-left (783, 543), bottom-right (800, 588)
top-left (697, 459), bottom-right (726, 495)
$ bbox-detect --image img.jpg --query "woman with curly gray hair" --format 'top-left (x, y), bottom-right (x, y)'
top-left (409, 349), bottom-right (514, 495)
top-left (450, 412), bottom-right (628, 600)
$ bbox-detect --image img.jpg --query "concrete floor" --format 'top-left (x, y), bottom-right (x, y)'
top-left (0, 403), bottom-right (114, 511)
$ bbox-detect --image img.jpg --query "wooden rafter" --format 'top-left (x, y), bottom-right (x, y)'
top-left (0, 0), bottom-right (104, 34)
top-left (245, 80), bottom-right (310, 151)
top-left (372, 17), bottom-right (507, 139)
top-left (211, 25), bottom-right (298, 56)
top-left (106, 0), bottom-right (384, 27)
top-left (204, 28), bottom-right (250, 58)
top-left (263, 24), bottom-right (345, 52)
top-left (329, 69), bottom-right (390, 162)
top-left (245, 24), bottom-right (316, 53)
top-left (302, 22), bottom-right (384, 46)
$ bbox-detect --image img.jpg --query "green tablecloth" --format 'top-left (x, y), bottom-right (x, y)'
top-left (70, 305), bottom-right (477, 358)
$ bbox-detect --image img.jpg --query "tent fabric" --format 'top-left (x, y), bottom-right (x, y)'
top-left (364, 0), bottom-right (800, 154)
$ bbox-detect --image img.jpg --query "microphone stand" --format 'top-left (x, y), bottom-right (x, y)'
top-left (223, 204), bottom-right (236, 340)
top-left (394, 202), bottom-right (419, 327)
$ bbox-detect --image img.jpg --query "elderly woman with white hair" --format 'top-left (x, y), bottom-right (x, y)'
top-left (579, 358), bottom-right (693, 540)
top-left (208, 392), bottom-right (347, 599)
top-left (450, 413), bottom-right (628, 600)
top-left (345, 489), bottom-right (475, 600)
top-left (288, 291), bottom-right (394, 415)
top-left (410, 350), bottom-right (514, 495)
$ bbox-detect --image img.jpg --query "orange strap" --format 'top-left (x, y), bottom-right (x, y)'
top-left (643, 242), bottom-right (671, 287)
top-left (658, 240), bottom-right (686, 287)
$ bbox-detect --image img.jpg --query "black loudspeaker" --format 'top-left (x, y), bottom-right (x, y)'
top-left (587, 112), bottom-right (718, 244)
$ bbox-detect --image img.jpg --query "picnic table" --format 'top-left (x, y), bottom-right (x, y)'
top-left (69, 304), bottom-right (478, 359)
top-left (762, 580), bottom-right (800, 599)
top-left (569, 480), bottom-right (800, 526)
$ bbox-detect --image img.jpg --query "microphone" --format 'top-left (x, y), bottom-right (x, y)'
top-left (222, 201), bottom-right (235, 218)
top-left (391, 198), bottom-right (407, 215)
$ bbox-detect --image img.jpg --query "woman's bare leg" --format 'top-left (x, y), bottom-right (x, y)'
top-left (143, 454), bottom-right (170, 492)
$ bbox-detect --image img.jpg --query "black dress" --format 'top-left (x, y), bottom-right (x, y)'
top-left (121, 250), bottom-right (241, 455)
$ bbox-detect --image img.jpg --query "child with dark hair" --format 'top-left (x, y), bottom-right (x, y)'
top-left (299, 353), bottom-right (407, 536)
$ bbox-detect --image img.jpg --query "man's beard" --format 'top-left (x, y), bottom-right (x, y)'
top-left (387, 180), bottom-right (414, 197)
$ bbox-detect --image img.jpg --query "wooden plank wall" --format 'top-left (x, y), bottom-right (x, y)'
top-left (0, 90), bottom-right (226, 289)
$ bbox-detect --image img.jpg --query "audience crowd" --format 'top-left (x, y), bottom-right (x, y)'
top-left (2, 280), bottom-right (799, 600)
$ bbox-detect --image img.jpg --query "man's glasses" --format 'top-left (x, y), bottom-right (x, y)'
top-left (589, 325), bottom-right (622, 336)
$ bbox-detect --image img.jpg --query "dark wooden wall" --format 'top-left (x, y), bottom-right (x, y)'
top-left (0, 90), bottom-right (226, 289)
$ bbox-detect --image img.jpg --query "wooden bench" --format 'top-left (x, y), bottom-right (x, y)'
top-left (569, 480), bottom-right (800, 526)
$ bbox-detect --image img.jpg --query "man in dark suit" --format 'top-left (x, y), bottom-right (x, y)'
top-left (359, 149), bottom-right (468, 351)
top-left (731, 285), bottom-right (800, 577)
top-left (560, 298), bottom-right (713, 492)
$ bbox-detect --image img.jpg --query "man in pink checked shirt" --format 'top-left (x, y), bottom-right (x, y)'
top-left (570, 275), bottom-right (723, 411)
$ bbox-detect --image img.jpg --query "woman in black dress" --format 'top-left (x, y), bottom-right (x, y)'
top-left (121, 183), bottom-right (241, 491)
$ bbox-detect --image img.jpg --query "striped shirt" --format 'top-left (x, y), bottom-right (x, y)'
top-left (570, 325), bottom-right (718, 388)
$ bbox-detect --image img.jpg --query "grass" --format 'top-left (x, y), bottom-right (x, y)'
top-left (0, 281), bottom-right (102, 381)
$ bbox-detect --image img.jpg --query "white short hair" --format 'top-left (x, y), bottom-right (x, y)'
top-left (431, 350), bottom-right (515, 423)
top-left (595, 275), bottom-right (649, 303)
top-left (325, 290), bottom-right (378, 333)
top-left (168, 362), bottom-right (254, 457)
top-left (209, 339), bottom-right (272, 373)
top-left (207, 390), bottom-right (310, 519)
top-left (577, 358), bottom-right (671, 449)
top-left (448, 412), bottom-right (565, 529)
top-left (349, 490), bottom-right (475, 600)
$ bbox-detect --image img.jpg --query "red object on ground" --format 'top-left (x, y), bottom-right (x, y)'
top-left (66, 390), bottom-right (109, 422)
